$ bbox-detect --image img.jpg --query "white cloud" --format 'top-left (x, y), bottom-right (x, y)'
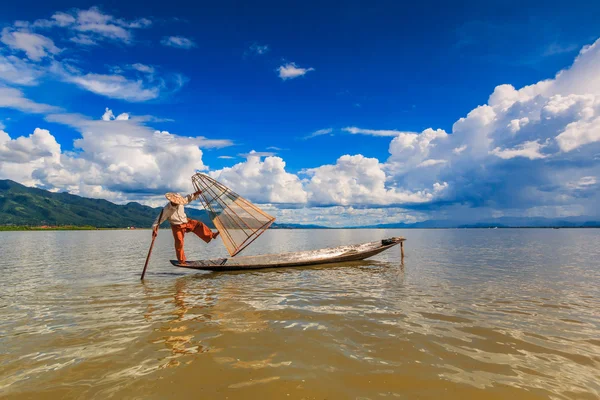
top-left (304, 128), bottom-right (333, 139)
top-left (0, 87), bottom-right (60, 113)
top-left (490, 140), bottom-right (549, 160)
top-left (343, 127), bottom-right (417, 137)
top-left (47, 60), bottom-right (188, 102)
top-left (556, 116), bottom-right (600, 152)
top-left (64, 73), bottom-right (160, 102)
top-left (101, 107), bottom-right (129, 121)
top-left (508, 117), bottom-right (530, 133)
top-left (1, 28), bottom-right (61, 61)
top-left (161, 36), bottom-right (196, 49)
top-left (49, 12), bottom-right (76, 27)
top-left (0, 8), bottom-right (186, 102)
top-left (131, 63), bottom-right (155, 74)
top-left (0, 109), bottom-right (233, 196)
top-left (0, 54), bottom-right (44, 85)
top-left (418, 159), bottom-right (447, 167)
top-left (211, 152), bottom-right (307, 203)
top-left (567, 176), bottom-right (597, 190)
top-left (69, 7), bottom-right (150, 42)
top-left (69, 34), bottom-right (97, 46)
top-left (18, 7), bottom-right (151, 44)
top-left (277, 63), bottom-right (314, 80)
top-left (453, 145), bottom-right (467, 154)
top-left (304, 154), bottom-right (447, 206)
top-left (0, 128), bottom-right (62, 187)
top-left (218, 155), bottom-right (235, 159)
top-left (386, 128), bottom-right (449, 177)
top-left (0, 128), bottom-right (61, 163)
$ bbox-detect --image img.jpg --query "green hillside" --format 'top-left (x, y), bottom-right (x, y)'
top-left (0, 180), bottom-right (213, 228)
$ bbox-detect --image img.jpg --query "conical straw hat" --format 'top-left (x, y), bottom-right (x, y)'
top-left (165, 192), bottom-right (186, 205)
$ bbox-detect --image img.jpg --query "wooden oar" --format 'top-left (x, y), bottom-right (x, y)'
top-left (141, 209), bottom-right (163, 280)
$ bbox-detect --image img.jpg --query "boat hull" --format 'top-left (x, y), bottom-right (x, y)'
top-left (170, 237), bottom-right (405, 271)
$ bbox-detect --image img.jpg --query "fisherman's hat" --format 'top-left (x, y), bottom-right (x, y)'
top-left (165, 192), bottom-right (186, 205)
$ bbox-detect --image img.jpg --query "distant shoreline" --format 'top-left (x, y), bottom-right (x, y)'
top-left (0, 226), bottom-right (136, 231)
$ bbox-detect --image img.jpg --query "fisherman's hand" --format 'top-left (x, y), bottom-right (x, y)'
top-left (194, 190), bottom-right (202, 197)
top-left (152, 225), bottom-right (158, 237)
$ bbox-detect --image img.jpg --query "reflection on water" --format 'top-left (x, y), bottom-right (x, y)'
top-left (1, 229), bottom-right (600, 399)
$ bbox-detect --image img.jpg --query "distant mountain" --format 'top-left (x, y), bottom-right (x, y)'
top-left (0, 179), bottom-right (213, 228)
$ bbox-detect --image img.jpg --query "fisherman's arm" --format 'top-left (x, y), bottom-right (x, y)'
top-left (183, 190), bottom-right (203, 204)
top-left (152, 204), bottom-right (174, 235)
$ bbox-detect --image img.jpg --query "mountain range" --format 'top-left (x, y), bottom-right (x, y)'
top-left (0, 179), bottom-right (213, 228)
top-left (0, 179), bottom-right (598, 228)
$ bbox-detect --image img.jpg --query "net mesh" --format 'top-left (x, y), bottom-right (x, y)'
top-left (192, 173), bottom-right (275, 257)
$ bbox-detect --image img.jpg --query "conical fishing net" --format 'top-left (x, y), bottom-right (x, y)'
top-left (192, 173), bottom-right (275, 257)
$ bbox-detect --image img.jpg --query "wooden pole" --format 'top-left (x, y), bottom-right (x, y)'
top-left (400, 241), bottom-right (404, 259)
top-left (141, 209), bottom-right (163, 280)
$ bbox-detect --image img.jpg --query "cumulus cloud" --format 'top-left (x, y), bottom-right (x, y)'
top-left (0, 128), bottom-right (61, 187)
top-left (556, 116), bottom-right (600, 152)
top-left (101, 107), bottom-right (129, 121)
top-left (0, 109), bottom-right (234, 199)
top-left (211, 152), bottom-right (308, 203)
top-left (304, 154), bottom-right (447, 206)
top-left (0, 128), bottom-right (60, 163)
top-left (366, 37), bottom-right (600, 218)
top-left (277, 63), bottom-right (314, 80)
top-left (161, 36), bottom-right (196, 49)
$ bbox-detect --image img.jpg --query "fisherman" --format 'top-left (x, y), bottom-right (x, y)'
top-left (152, 191), bottom-right (219, 264)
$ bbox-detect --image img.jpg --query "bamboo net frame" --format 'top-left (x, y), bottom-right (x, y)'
top-left (192, 173), bottom-right (275, 257)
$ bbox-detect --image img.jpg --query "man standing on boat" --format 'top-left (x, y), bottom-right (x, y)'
top-left (152, 191), bottom-right (219, 264)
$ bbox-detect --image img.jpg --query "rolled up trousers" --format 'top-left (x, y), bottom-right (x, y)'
top-left (170, 219), bottom-right (214, 263)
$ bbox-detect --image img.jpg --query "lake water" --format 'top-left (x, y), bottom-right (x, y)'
top-left (1, 229), bottom-right (599, 399)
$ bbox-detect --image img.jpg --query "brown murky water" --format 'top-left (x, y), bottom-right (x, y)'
top-left (1, 229), bottom-right (599, 399)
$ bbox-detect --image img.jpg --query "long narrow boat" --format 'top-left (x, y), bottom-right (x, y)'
top-left (170, 236), bottom-right (405, 271)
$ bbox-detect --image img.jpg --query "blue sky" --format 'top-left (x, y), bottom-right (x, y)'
top-left (1, 1), bottom-right (600, 226)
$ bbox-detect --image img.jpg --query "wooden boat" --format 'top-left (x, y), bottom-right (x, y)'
top-left (170, 236), bottom-right (405, 271)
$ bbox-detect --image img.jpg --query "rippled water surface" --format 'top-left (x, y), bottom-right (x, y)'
top-left (1, 229), bottom-right (599, 399)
